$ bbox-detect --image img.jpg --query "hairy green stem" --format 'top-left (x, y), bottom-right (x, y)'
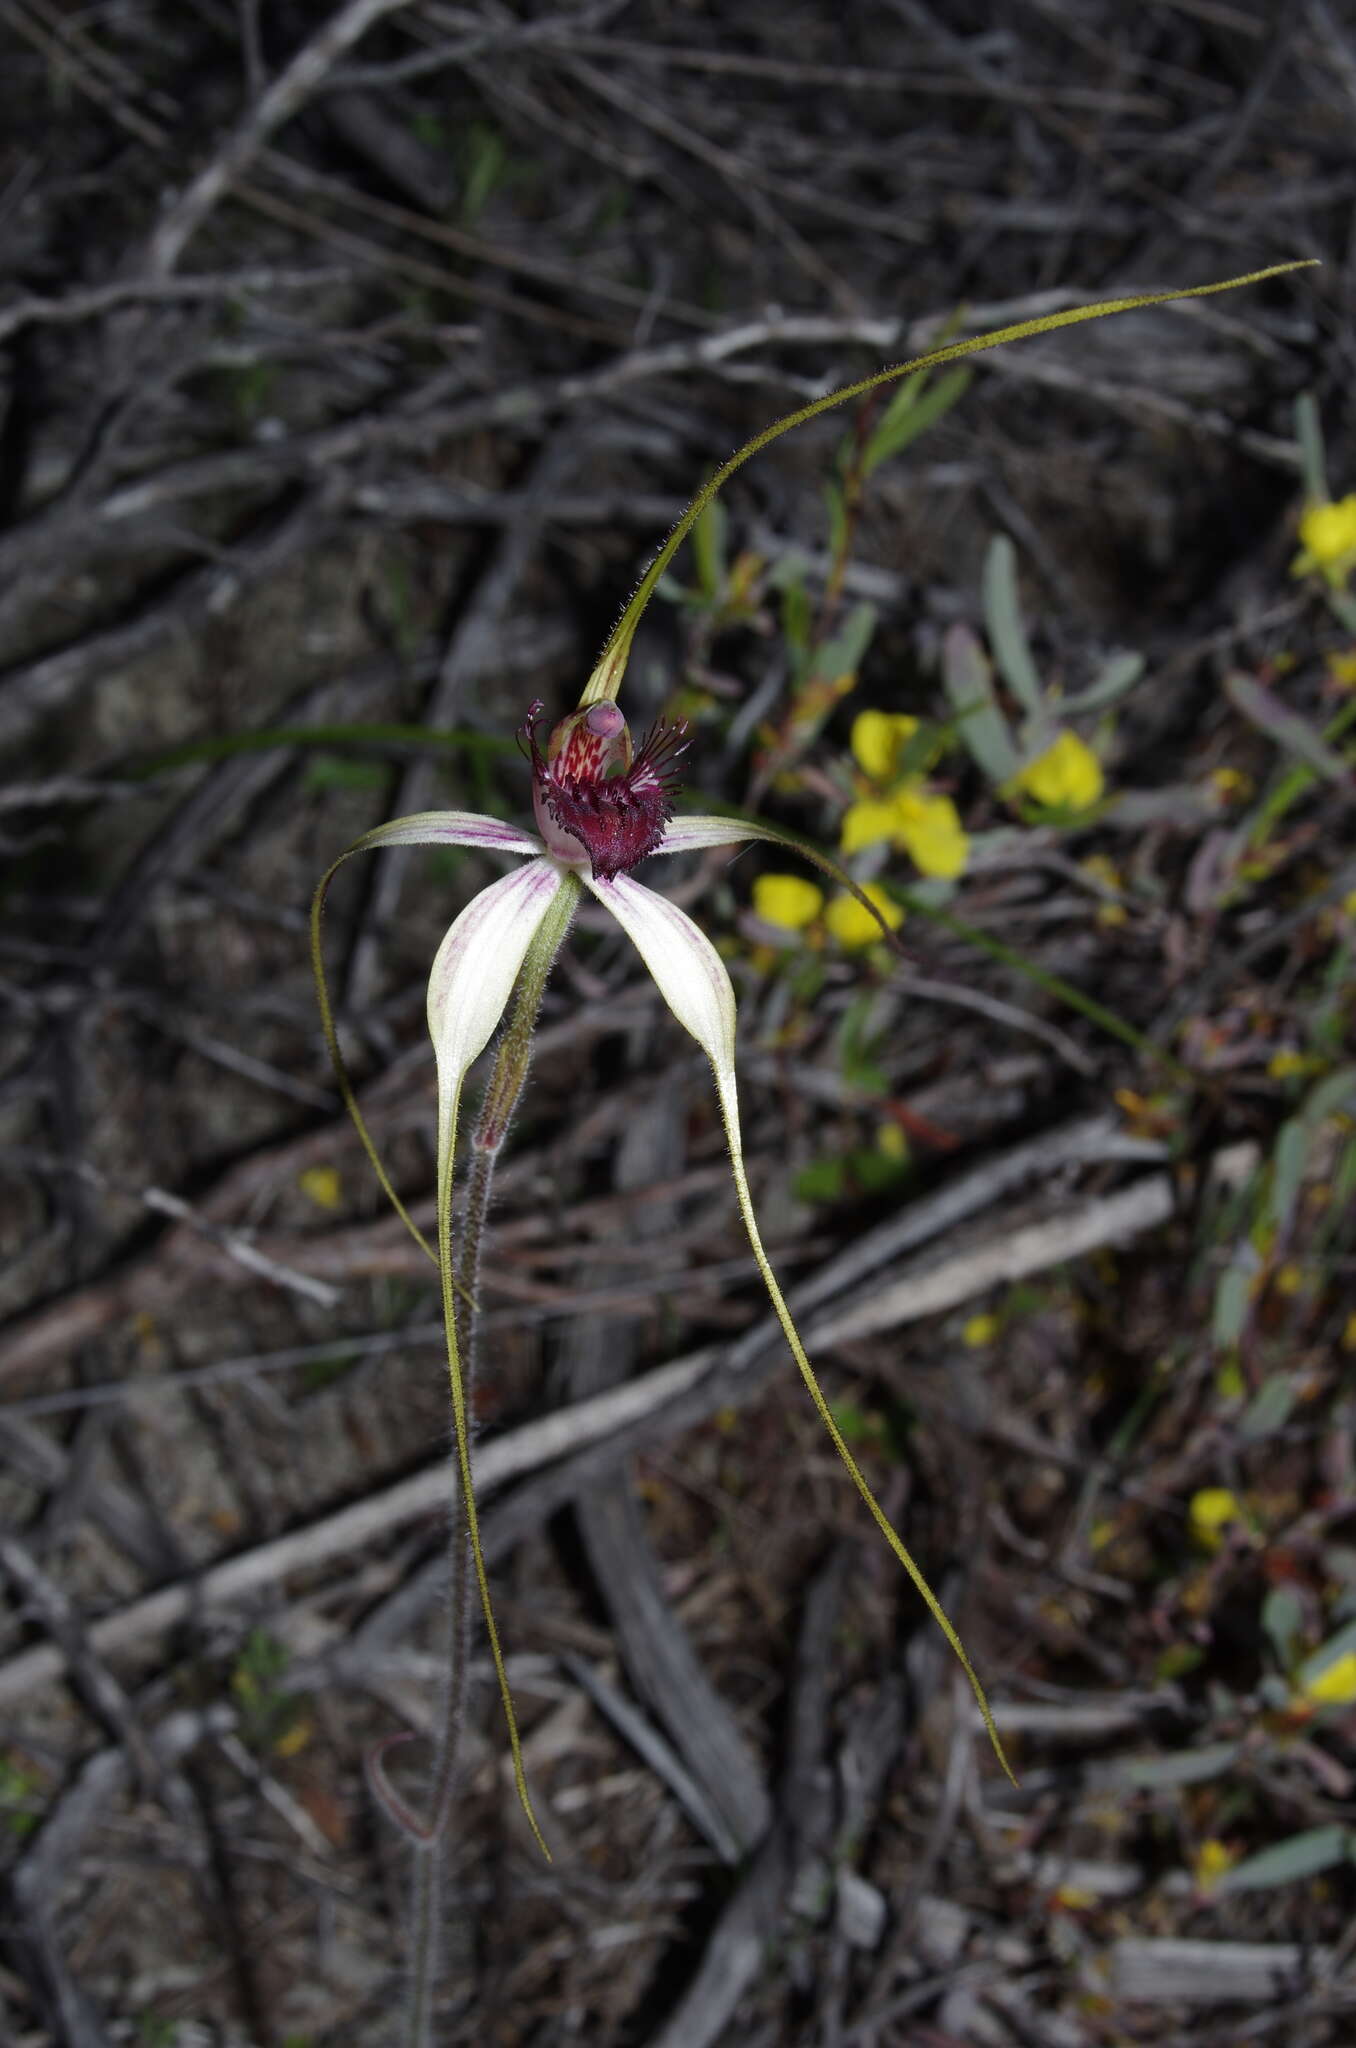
top-left (579, 263), bottom-right (1315, 709)
top-left (405, 872), bottom-right (578, 2044)
top-left (404, 1137), bottom-right (496, 2048)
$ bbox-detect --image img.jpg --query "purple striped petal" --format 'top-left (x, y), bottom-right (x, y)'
top-left (427, 858), bottom-right (563, 1085)
top-left (646, 815), bottom-right (758, 857)
top-left (353, 810), bottom-right (542, 859)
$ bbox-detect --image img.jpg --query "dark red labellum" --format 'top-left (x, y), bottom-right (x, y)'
top-left (520, 700), bottom-right (689, 880)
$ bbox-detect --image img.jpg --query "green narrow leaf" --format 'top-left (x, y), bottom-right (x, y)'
top-left (860, 362), bottom-right (973, 477)
top-left (1295, 392), bottom-right (1329, 504)
top-left (1215, 1824), bottom-right (1353, 1894)
top-left (1063, 650), bottom-right (1145, 715)
top-left (1240, 1377), bottom-right (1298, 1444)
top-left (941, 623), bottom-right (1020, 782)
top-left (1212, 1262), bottom-right (1254, 1350)
top-left (692, 496), bottom-right (728, 602)
top-left (982, 535), bottom-right (1045, 720)
top-left (811, 600), bottom-right (878, 683)
top-left (1261, 1585), bottom-right (1305, 1666)
top-left (1297, 1065), bottom-right (1356, 1130)
top-left (780, 574), bottom-right (813, 658)
top-left (822, 479), bottom-right (849, 564)
top-left (1225, 672), bottom-right (1352, 783)
top-left (1296, 1617), bottom-right (1356, 1693)
top-left (302, 753), bottom-right (390, 794)
top-left (1109, 1742), bottom-right (1242, 1790)
top-left (1267, 1118), bottom-right (1311, 1235)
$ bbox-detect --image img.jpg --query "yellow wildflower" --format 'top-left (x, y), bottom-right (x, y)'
top-left (1193, 1839), bottom-right (1235, 1891)
top-left (1326, 649), bottom-right (1356, 689)
top-left (962, 1312), bottom-right (999, 1348)
top-left (841, 798), bottom-right (905, 855)
top-left (1215, 1359), bottom-right (1245, 1401)
top-left (850, 709), bottom-right (919, 781)
top-left (1209, 766), bottom-right (1253, 804)
top-left (1188, 1487), bottom-right (1243, 1553)
top-left (841, 788), bottom-right (969, 877)
top-left (1292, 495), bottom-right (1356, 587)
top-left (1079, 852), bottom-right (1128, 925)
top-left (298, 1165), bottom-right (343, 1211)
top-left (891, 788), bottom-right (970, 878)
top-left (274, 1717), bottom-right (313, 1758)
top-left (1267, 1048), bottom-right (1318, 1080)
top-left (824, 883), bottom-right (903, 948)
top-left (1301, 1651), bottom-right (1356, 1707)
top-left (1343, 1310), bottom-right (1356, 1352)
top-left (876, 1120), bottom-right (909, 1162)
top-left (840, 706), bottom-right (970, 880)
top-left (1015, 729), bottom-right (1104, 811)
top-left (752, 872), bottom-right (825, 932)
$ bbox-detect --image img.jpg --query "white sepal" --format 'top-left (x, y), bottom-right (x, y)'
top-left (312, 816), bottom-right (541, 1270)
top-left (354, 810), bottom-right (543, 858)
top-left (424, 855), bottom-right (570, 1865)
top-left (587, 868), bottom-right (1015, 1785)
top-left (585, 872), bottom-right (742, 1145)
top-left (650, 815), bottom-right (759, 856)
top-left (427, 858), bottom-right (564, 1086)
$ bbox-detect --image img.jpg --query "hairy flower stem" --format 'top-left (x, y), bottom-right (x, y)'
top-left (405, 870), bottom-right (579, 2046)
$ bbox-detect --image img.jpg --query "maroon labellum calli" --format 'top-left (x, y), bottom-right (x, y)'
top-left (520, 698), bottom-right (690, 880)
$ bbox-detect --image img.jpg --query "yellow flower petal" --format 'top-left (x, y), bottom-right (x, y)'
top-left (850, 709), bottom-right (918, 782)
top-left (1302, 1651), bottom-right (1356, 1706)
top-left (876, 1120), bottom-right (908, 1161)
top-left (1193, 1838), bottom-right (1235, 1889)
top-left (1293, 495), bottom-right (1356, 584)
top-left (824, 883), bottom-right (903, 949)
top-left (891, 787), bottom-right (970, 878)
top-left (1016, 729), bottom-right (1104, 811)
top-left (1188, 1486), bottom-right (1242, 1553)
top-left (274, 1716), bottom-right (313, 1758)
top-left (752, 872), bottom-right (824, 931)
top-left (962, 1312), bottom-right (999, 1348)
top-left (840, 798), bottom-right (902, 854)
top-left (298, 1166), bottom-right (342, 1211)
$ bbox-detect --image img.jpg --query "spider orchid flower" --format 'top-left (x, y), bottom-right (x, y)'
top-left (313, 699), bottom-right (998, 1855)
top-left (313, 262), bottom-right (1311, 1855)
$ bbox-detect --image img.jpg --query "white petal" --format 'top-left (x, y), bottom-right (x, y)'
top-left (585, 872), bottom-right (742, 1144)
top-left (590, 869), bottom-right (1014, 1781)
top-left (650, 815), bottom-right (759, 856)
top-left (312, 812), bottom-right (537, 1271)
top-left (420, 854), bottom-right (573, 1868)
top-left (355, 810), bottom-right (542, 858)
top-left (427, 858), bottom-right (565, 1085)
